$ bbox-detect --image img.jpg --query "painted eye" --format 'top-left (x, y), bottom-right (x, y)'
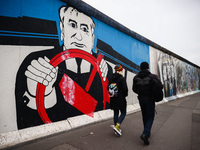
top-left (70, 22), bottom-right (77, 28)
top-left (81, 26), bottom-right (89, 33)
top-left (68, 19), bottom-right (77, 29)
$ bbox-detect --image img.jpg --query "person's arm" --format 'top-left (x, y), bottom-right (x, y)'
top-left (132, 76), bottom-right (138, 94)
top-left (121, 77), bottom-right (128, 97)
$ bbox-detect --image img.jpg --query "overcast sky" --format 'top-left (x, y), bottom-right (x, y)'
top-left (82, 0), bottom-right (200, 67)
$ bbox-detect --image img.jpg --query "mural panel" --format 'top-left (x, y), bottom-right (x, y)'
top-left (0, 0), bottom-right (146, 130)
top-left (155, 50), bottom-right (200, 98)
top-left (157, 52), bottom-right (177, 97)
top-left (14, 5), bottom-right (112, 129)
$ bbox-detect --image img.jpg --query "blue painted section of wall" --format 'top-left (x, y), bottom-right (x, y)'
top-left (93, 18), bottom-right (150, 66)
top-left (0, 0), bottom-right (64, 20)
top-left (0, 0), bottom-right (65, 45)
top-left (0, 0), bottom-right (21, 17)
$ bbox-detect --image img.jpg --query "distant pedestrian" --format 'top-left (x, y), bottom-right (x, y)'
top-left (132, 62), bottom-right (162, 145)
top-left (108, 64), bottom-right (128, 136)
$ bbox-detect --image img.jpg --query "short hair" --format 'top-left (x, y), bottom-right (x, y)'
top-left (140, 62), bottom-right (149, 70)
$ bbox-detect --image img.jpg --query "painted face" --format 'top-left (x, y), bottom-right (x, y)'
top-left (61, 7), bottom-right (95, 53)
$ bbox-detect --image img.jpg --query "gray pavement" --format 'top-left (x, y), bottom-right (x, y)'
top-left (4, 93), bottom-right (200, 150)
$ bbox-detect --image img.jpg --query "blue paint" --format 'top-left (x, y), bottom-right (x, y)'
top-left (0, 0), bottom-right (150, 66)
top-left (98, 49), bottom-right (139, 73)
top-left (0, 0), bottom-right (21, 17)
top-left (0, 30), bottom-right (58, 37)
top-left (93, 18), bottom-right (150, 66)
top-left (0, 33), bottom-right (59, 39)
top-left (0, 0), bottom-right (65, 45)
top-left (0, 0), bottom-right (64, 20)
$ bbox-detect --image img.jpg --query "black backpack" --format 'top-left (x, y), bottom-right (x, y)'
top-left (150, 76), bottom-right (163, 102)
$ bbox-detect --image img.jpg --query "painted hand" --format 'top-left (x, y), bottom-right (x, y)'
top-left (25, 56), bottom-right (58, 96)
top-left (99, 58), bottom-right (108, 81)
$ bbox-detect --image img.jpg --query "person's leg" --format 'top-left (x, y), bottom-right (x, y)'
top-left (117, 107), bottom-right (127, 124)
top-left (113, 109), bottom-right (119, 125)
top-left (143, 100), bottom-right (155, 138)
top-left (139, 100), bottom-right (147, 129)
top-left (139, 98), bottom-right (153, 145)
top-left (113, 109), bottom-right (122, 136)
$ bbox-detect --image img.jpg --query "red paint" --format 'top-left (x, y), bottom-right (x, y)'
top-left (36, 83), bottom-right (52, 123)
top-left (59, 74), bottom-right (97, 117)
top-left (36, 49), bottom-right (110, 123)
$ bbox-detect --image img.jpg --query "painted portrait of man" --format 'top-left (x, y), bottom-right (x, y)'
top-left (15, 5), bottom-right (111, 129)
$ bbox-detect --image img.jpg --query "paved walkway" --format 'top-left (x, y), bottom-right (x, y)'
top-left (4, 93), bottom-right (200, 150)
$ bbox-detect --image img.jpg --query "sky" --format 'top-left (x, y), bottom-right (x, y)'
top-left (82, 0), bottom-right (200, 67)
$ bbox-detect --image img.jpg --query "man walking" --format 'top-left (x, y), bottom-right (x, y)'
top-left (132, 62), bottom-right (162, 145)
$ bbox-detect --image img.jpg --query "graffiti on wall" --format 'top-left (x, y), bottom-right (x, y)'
top-left (157, 52), bottom-right (177, 97)
top-left (175, 60), bottom-right (200, 94)
top-left (157, 51), bottom-right (200, 97)
top-left (1, 1), bottom-right (144, 130)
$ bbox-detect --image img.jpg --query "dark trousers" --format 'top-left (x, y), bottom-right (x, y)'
top-left (113, 107), bottom-right (126, 125)
top-left (139, 97), bottom-right (155, 137)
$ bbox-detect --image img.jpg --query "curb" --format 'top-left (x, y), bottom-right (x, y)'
top-left (0, 104), bottom-right (138, 149)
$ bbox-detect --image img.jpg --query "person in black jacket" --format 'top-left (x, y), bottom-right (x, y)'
top-left (132, 62), bottom-right (161, 145)
top-left (109, 64), bottom-right (128, 136)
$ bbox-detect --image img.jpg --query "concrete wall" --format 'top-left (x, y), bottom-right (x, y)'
top-left (0, 0), bottom-right (199, 148)
top-left (150, 47), bottom-right (200, 99)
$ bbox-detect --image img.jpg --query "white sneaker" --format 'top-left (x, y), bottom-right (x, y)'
top-left (113, 127), bottom-right (122, 136)
top-left (114, 129), bottom-right (122, 135)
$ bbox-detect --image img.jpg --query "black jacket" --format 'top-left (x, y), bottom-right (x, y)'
top-left (132, 70), bottom-right (159, 99)
top-left (109, 73), bottom-right (128, 110)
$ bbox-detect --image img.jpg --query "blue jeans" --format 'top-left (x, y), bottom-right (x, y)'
top-left (113, 107), bottom-right (126, 125)
top-left (139, 97), bottom-right (155, 137)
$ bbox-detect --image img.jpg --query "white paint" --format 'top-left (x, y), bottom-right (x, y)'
top-left (126, 71), bottom-right (138, 105)
top-left (0, 46), bottom-right (54, 134)
top-left (150, 46), bottom-right (159, 75)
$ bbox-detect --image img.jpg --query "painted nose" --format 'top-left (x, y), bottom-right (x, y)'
top-left (74, 30), bottom-right (83, 41)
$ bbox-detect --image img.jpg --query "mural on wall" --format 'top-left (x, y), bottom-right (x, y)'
top-left (157, 52), bottom-right (177, 97)
top-left (15, 5), bottom-right (113, 129)
top-left (1, 0), bottom-right (199, 133)
top-left (175, 60), bottom-right (200, 94)
top-left (157, 51), bottom-right (200, 97)
top-left (0, 1), bottom-right (143, 130)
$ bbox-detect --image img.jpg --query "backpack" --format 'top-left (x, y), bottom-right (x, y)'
top-left (108, 82), bottom-right (119, 97)
top-left (151, 76), bottom-right (163, 102)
